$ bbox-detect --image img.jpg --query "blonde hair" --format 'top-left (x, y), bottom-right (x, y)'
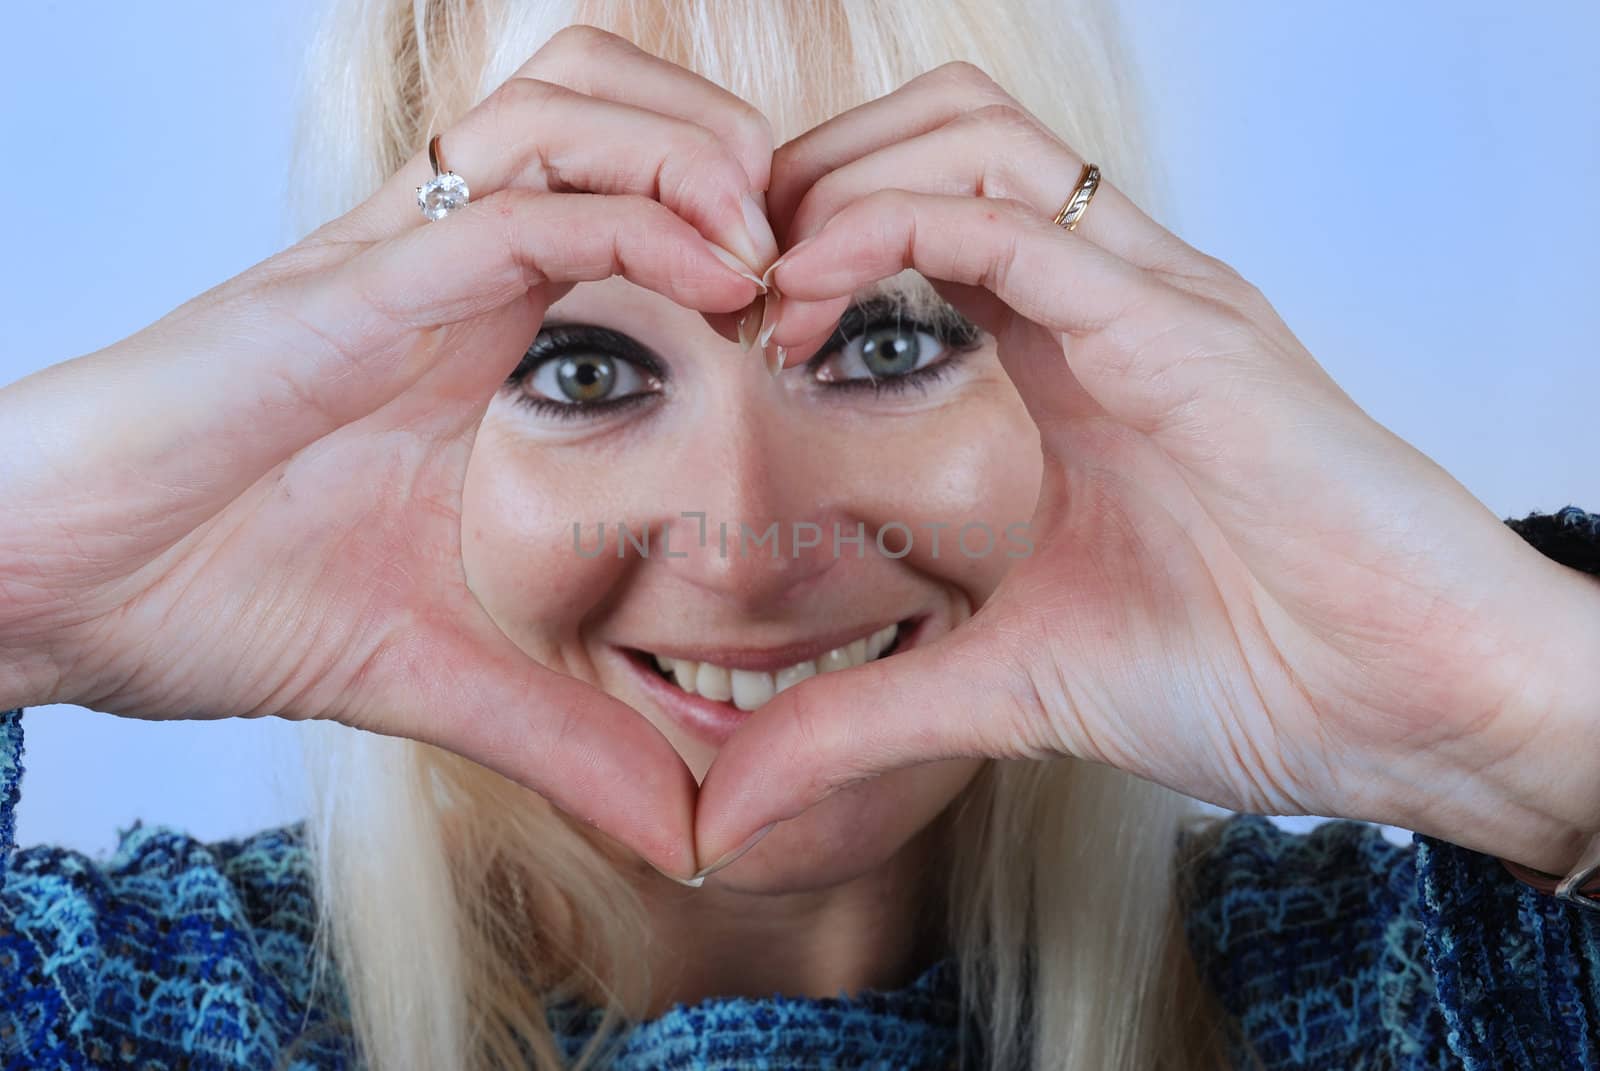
top-left (284, 2), bottom-right (1255, 1068)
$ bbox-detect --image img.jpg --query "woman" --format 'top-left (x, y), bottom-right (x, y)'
top-left (2, 1), bottom-right (1597, 1068)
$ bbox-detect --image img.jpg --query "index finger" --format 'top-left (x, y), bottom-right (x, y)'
top-left (523, 25), bottom-right (777, 192)
top-left (767, 61), bottom-right (1177, 271)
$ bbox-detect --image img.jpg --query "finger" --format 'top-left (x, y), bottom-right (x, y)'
top-left (346, 184), bottom-right (756, 329)
top-left (784, 105), bottom-right (1196, 275)
top-left (331, 601), bottom-right (699, 880)
top-left (290, 187), bottom-right (761, 425)
top-left (766, 189), bottom-right (1164, 411)
top-left (766, 61), bottom-right (1184, 272)
top-left (692, 607), bottom-right (1036, 869)
top-left (63, 191), bottom-right (758, 554)
top-left (519, 25), bottom-right (777, 196)
top-left (353, 79), bottom-right (774, 275)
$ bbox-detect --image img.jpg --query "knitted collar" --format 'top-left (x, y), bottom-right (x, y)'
top-left (544, 955), bottom-right (962, 1070)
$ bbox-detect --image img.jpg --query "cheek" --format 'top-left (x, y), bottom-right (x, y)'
top-left (460, 419), bottom-right (629, 651)
top-left (842, 389), bottom-right (1042, 599)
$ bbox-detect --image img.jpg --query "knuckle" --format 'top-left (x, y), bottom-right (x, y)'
top-left (1173, 259), bottom-right (1265, 314)
top-left (549, 22), bottom-right (619, 56)
top-left (859, 186), bottom-right (908, 212)
top-left (720, 100), bottom-right (774, 164)
top-left (928, 59), bottom-right (998, 92)
top-left (672, 121), bottom-right (724, 165)
top-left (1184, 249), bottom-right (1250, 290)
top-left (965, 101), bottom-right (1031, 132)
top-left (496, 74), bottom-right (559, 109)
top-left (769, 136), bottom-right (799, 173)
top-left (731, 101), bottom-right (776, 158)
top-left (659, 120), bottom-right (744, 196)
top-left (481, 76), bottom-right (561, 135)
top-left (527, 24), bottom-right (633, 81)
top-left (1189, 292), bottom-right (1265, 357)
top-left (919, 60), bottom-right (1015, 109)
top-left (1191, 249), bottom-right (1245, 282)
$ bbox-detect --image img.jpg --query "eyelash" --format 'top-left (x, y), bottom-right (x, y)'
top-left (504, 325), bottom-right (663, 421)
top-left (806, 296), bottom-right (983, 399)
top-left (503, 296), bottom-right (983, 420)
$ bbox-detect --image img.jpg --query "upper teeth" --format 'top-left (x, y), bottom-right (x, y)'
top-left (650, 623), bottom-right (899, 712)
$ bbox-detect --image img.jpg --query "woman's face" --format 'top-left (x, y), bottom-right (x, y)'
top-left (460, 274), bottom-right (1041, 891)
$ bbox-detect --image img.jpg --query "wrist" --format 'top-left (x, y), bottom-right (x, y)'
top-left (1401, 551), bottom-right (1600, 878)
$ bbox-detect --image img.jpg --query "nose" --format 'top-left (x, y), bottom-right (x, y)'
top-left (653, 403), bottom-right (845, 614)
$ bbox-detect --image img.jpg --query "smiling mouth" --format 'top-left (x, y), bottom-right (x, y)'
top-left (624, 620), bottom-right (907, 714)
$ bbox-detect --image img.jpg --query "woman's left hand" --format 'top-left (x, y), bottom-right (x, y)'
top-left (691, 62), bottom-right (1600, 877)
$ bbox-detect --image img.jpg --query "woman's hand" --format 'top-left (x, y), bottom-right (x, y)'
top-left (0, 26), bottom-right (775, 881)
top-left (692, 62), bottom-right (1600, 876)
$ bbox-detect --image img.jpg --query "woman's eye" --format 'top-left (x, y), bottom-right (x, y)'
top-left (528, 352), bottom-right (654, 405)
top-left (808, 292), bottom-right (984, 392)
top-left (505, 325), bottom-right (665, 419)
top-left (814, 321), bottom-right (950, 384)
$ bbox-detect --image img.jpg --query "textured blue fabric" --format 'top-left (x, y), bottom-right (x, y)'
top-left (3, 504), bottom-right (1598, 1069)
top-left (544, 960), bottom-right (961, 1070)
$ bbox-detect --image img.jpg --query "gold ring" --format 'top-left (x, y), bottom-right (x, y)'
top-left (1051, 162), bottom-right (1101, 232)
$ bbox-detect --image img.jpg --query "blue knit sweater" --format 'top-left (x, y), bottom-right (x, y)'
top-left (4, 506), bottom-right (1599, 1070)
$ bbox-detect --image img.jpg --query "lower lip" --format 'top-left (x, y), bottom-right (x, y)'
top-left (618, 618), bottom-right (924, 748)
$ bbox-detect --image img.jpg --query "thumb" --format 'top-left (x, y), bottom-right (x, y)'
top-left (326, 601), bottom-right (700, 881)
top-left (692, 608), bottom-right (1037, 869)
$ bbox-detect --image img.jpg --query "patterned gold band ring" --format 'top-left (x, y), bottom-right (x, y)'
top-left (1051, 162), bottom-right (1101, 232)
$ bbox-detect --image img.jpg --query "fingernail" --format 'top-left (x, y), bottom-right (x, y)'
top-left (645, 858), bottom-right (707, 887)
top-left (742, 192), bottom-right (780, 270)
top-left (756, 291), bottom-right (781, 350)
top-left (762, 234), bottom-right (816, 290)
top-left (691, 822), bottom-right (778, 883)
top-left (760, 257), bottom-right (782, 292)
top-left (764, 343), bottom-right (788, 377)
top-left (736, 299), bottom-right (763, 352)
top-left (705, 240), bottom-right (768, 291)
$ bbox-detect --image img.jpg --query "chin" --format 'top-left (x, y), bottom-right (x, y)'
top-left (696, 757), bottom-right (987, 893)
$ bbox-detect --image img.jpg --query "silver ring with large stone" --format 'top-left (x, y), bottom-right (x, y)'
top-left (416, 133), bottom-right (469, 222)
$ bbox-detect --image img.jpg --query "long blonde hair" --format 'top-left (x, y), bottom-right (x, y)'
top-left (285, 2), bottom-right (1252, 1068)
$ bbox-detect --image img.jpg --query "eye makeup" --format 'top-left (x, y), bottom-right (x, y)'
top-left (499, 290), bottom-right (986, 419)
top-left (802, 292), bottom-right (985, 398)
top-left (501, 323), bottom-right (666, 420)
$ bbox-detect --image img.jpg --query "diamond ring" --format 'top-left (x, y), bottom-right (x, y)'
top-left (416, 133), bottom-right (469, 222)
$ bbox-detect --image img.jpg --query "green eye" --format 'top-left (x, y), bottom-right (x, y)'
top-left (504, 323), bottom-right (667, 422)
top-left (817, 322), bottom-right (947, 383)
top-left (525, 350), bottom-right (655, 407)
top-left (857, 324), bottom-right (927, 376)
top-left (552, 354), bottom-right (616, 402)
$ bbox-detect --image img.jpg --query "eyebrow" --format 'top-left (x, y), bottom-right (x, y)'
top-left (850, 270), bottom-right (979, 337)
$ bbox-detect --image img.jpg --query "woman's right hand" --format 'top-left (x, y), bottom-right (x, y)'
top-left (0, 26), bottom-right (775, 880)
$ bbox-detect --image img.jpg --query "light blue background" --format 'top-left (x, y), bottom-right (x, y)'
top-left (3, 2), bottom-right (1595, 856)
